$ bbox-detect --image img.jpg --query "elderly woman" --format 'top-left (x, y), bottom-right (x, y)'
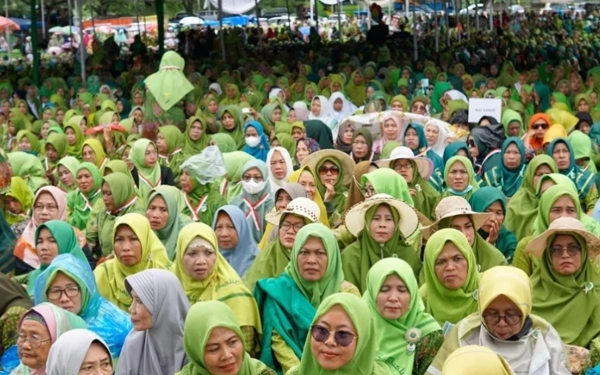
top-left (254, 223), bottom-right (360, 374)
top-left (146, 188), bottom-right (191, 260)
top-left (244, 197), bottom-right (322, 291)
top-left (172, 222), bottom-right (262, 357)
top-left (439, 156), bottom-right (479, 201)
top-left (175, 301), bottom-right (276, 375)
top-left (3, 177), bottom-right (32, 234)
top-left (364, 258), bottom-right (443, 375)
top-left (287, 293), bottom-right (390, 375)
top-left (420, 228), bottom-right (480, 325)
top-left (526, 217), bottom-right (600, 348)
top-left (34, 254), bottom-right (132, 359)
top-left (46, 329), bottom-right (113, 375)
top-left (116, 269), bottom-right (190, 375)
top-left (483, 137), bottom-right (527, 198)
top-left (94, 213), bottom-right (171, 311)
top-left (439, 345), bottom-right (516, 375)
top-left (428, 266), bottom-right (570, 375)
top-left (342, 194), bottom-right (422, 293)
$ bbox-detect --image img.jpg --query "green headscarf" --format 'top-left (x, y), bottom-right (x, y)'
top-left (532, 184), bottom-right (581, 236)
top-left (442, 156), bottom-right (479, 200)
top-left (422, 228), bottom-right (480, 325)
top-left (177, 300), bottom-right (269, 375)
top-left (364, 258), bottom-right (441, 375)
top-left (501, 109), bottom-right (524, 136)
top-left (81, 138), bottom-right (107, 171)
top-left (3, 176), bottom-right (32, 225)
top-left (362, 168), bottom-right (415, 206)
top-left (274, 133), bottom-right (296, 158)
top-left (147, 189), bottom-right (190, 260)
top-left (183, 116), bottom-right (211, 157)
top-left (56, 156), bottom-right (80, 192)
top-left (431, 82), bottom-right (452, 114)
top-left (7, 151), bottom-right (47, 193)
top-left (222, 151), bottom-right (254, 201)
top-left (345, 71), bottom-right (367, 106)
top-left (45, 132), bottom-right (68, 163)
top-left (130, 139), bottom-right (161, 200)
top-left (63, 123), bottom-right (84, 158)
top-left (219, 105), bottom-right (245, 150)
top-left (157, 125), bottom-right (186, 184)
top-left (16, 130), bottom-right (41, 155)
top-left (288, 293), bottom-right (390, 375)
top-left (212, 133), bottom-right (237, 153)
top-left (285, 223), bottom-right (344, 308)
top-left (144, 51), bottom-right (194, 111)
top-left (66, 162), bottom-right (102, 230)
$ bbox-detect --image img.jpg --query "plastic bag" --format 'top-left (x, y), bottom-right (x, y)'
top-left (180, 145), bottom-right (227, 185)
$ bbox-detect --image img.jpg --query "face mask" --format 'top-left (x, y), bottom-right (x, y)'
top-left (245, 136), bottom-right (260, 148)
top-left (242, 179), bottom-right (266, 195)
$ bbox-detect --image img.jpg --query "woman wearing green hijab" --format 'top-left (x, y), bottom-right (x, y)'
top-left (364, 258), bottom-right (443, 375)
top-left (483, 137), bottom-right (527, 198)
top-left (430, 82), bottom-right (452, 116)
top-left (3, 176), bottom-right (32, 227)
top-left (7, 151), bottom-right (48, 193)
top-left (176, 300), bottom-right (275, 375)
top-left (81, 138), bottom-right (109, 173)
top-left (44, 132), bottom-right (67, 177)
top-left (342, 195), bottom-right (422, 293)
top-left (63, 122), bottom-right (85, 159)
top-left (183, 116), bottom-right (212, 158)
top-left (219, 105), bottom-right (245, 150)
top-left (212, 132), bottom-right (238, 153)
top-left (56, 156), bottom-right (80, 192)
top-left (130, 138), bottom-right (175, 201)
top-left (66, 162), bottom-right (102, 231)
top-left (525, 217), bottom-right (600, 348)
top-left (156, 125), bottom-right (185, 185)
top-left (439, 156), bottom-right (480, 202)
top-left (345, 71), bottom-right (367, 106)
top-left (287, 293), bottom-right (391, 375)
top-left (254, 223), bottom-right (360, 374)
top-left (146, 188), bottom-right (191, 260)
top-left (86, 172), bottom-right (146, 257)
top-left (420, 228), bottom-right (480, 325)
top-left (15, 130), bottom-right (41, 155)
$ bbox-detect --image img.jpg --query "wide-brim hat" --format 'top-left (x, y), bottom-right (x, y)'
top-left (376, 146), bottom-right (434, 180)
top-left (422, 196), bottom-right (491, 238)
top-left (301, 149), bottom-right (356, 185)
top-left (525, 217), bottom-right (600, 260)
top-left (345, 194), bottom-right (420, 239)
top-left (265, 197), bottom-right (321, 226)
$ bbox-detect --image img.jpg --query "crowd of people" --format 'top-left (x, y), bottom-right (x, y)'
top-left (1, 7), bottom-right (600, 375)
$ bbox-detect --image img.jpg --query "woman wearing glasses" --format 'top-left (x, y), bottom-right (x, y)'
top-left (523, 114), bottom-right (551, 157)
top-left (427, 266), bottom-right (570, 375)
top-left (254, 223), bottom-right (359, 374)
top-left (287, 293), bottom-right (390, 375)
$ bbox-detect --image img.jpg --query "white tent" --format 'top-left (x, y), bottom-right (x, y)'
top-left (204, 0), bottom-right (260, 13)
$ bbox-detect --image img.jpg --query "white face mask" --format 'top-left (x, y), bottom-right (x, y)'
top-left (245, 136), bottom-right (261, 148)
top-left (242, 179), bottom-right (266, 195)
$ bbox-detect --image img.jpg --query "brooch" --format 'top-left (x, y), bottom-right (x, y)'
top-left (584, 282), bottom-right (594, 294)
top-left (405, 328), bottom-right (422, 354)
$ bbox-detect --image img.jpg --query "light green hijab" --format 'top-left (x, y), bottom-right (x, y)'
top-left (147, 189), bottom-right (190, 260)
top-left (288, 293), bottom-right (391, 375)
top-left (130, 138), bottom-right (161, 200)
top-left (422, 228), bottom-right (480, 325)
top-left (364, 258), bottom-right (441, 375)
top-left (176, 300), bottom-right (268, 375)
top-left (56, 156), bottom-right (80, 192)
top-left (144, 51), bottom-right (194, 111)
top-left (285, 223), bottom-right (344, 308)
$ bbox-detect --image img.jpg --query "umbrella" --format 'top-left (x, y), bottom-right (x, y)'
top-left (60, 26), bottom-right (79, 35)
top-left (0, 17), bottom-right (20, 31)
top-left (179, 17), bottom-right (204, 26)
top-left (49, 26), bottom-right (62, 33)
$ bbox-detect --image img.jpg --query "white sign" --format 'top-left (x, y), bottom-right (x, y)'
top-left (468, 98), bottom-right (502, 124)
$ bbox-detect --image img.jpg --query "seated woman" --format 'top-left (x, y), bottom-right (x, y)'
top-left (66, 162), bottom-right (103, 231)
top-left (526, 217), bottom-right (600, 348)
top-left (46, 329), bottom-right (114, 375)
top-left (364, 258), bottom-right (444, 375)
top-left (287, 167), bottom-right (330, 226)
top-left (468, 122), bottom-right (506, 176)
top-left (547, 137), bottom-right (598, 214)
top-left (213, 205), bottom-right (260, 277)
top-left (373, 113), bottom-right (404, 155)
top-left (56, 156), bottom-right (80, 193)
top-left (172, 222), bottom-right (262, 356)
top-left (469, 187), bottom-right (518, 263)
top-left (6, 303), bottom-right (87, 375)
top-left (34, 254), bottom-right (132, 359)
top-left (287, 293), bottom-right (390, 375)
top-left (43, 133), bottom-right (68, 180)
top-left (180, 148), bottom-right (228, 224)
top-left (523, 113), bottom-right (551, 157)
top-left (425, 196), bottom-right (506, 272)
top-left (438, 156), bottom-right (479, 202)
top-left (254, 223), bottom-right (360, 374)
top-left (230, 159), bottom-right (275, 243)
top-left (129, 139), bottom-right (175, 201)
top-left (81, 139), bottom-right (109, 173)
top-left (0, 274), bottom-right (32, 356)
top-left (342, 194), bottom-right (421, 293)
top-left (483, 137), bottom-right (527, 198)
top-left (428, 266), bottom-right (570, 375)
top-left (146, 188), bottom-right (191, 261)
top-left (244, 197), bottom-right (322, 291)
top-left (439, 345), bottom-right (516, 375)
top-left (266, 147), bottom-right (294, 193)
top-left (116, 269), bottom-right (190, 375)
top-left (243, 121), bottom-right (270, 162)
top-left (176, 301), bottom-right (276, 375)
top-left (301, 149), bottom-right (355, 217)
top-left (3, 177), bottom-right (32, 236)
top-left (63, 121), bottom-right (84, 159)
top-left (156, 125), bottom-right (185, 185)
top-left (87, 172), bottom-right (146, 258)
top-left (94, 213), bottom-right (171, 311)
top-left (420, 228), bottom-right (480, 326)
top-left (182, 116), bottom-right (212, 159)
top-left (403, 123), bottom-right (444, 180)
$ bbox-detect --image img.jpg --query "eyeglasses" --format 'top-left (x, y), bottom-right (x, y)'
top-left (393, 161), bottom-right (413, 171)
top-left (34, 204), bottom-right (58, 213)
top-left (242, 175), bottom-right (264, 182)
top-left (412, 105), bottom-right (426, 111)
top-left (311, 324), bottom-right (356, 347)
top-left (361, 187), bottom-right (376, 196)
top-left (318, 165), bottom-right (340, 176)
top-left (16, 334), bottom-right (51, 349)
top-left (532, 122), bottom-right (549, 130)
top-left (482, 312), bottom-right (522, 326)
top-left (47, 286), bottom-right (81, 300)
top-left (280, 221), bottom-right (304, 233)
top-left (550, 244), bottom-right (582, 258)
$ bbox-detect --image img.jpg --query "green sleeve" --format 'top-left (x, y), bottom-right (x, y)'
top-left (272, 332), bottom-right (300, 374)
top-left (511, 236), bottom-right (536, 276)
top-left (584, 185), bottom-right (599, 214)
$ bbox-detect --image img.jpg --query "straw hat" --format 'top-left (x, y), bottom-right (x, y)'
top-left (376, 146), bottom-right (434, 180)
top-left (345, 194), bottom-right (420, 239)
top-left (524, 217), bottom-right (600, 259)
top-left (422, 196), bottom-right (491, 238)
top-left (265, 197), bottom-right (320, 226)
top-left (300, 149), bottom-right (357, 185)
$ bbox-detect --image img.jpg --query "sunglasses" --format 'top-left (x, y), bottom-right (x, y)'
top-left (532, 122), bottom-right (549, 130)
top-left (413, 105), bottom-right (426, 111)
top-left (467, 140), bottom-right (476, 147)
top-left (318, 165), bottom-right (340, 176)
top-left (311, 325), bottom-right (356, 347)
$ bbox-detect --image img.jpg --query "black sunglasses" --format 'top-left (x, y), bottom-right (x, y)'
top-left (311, 325), bottom-right (356, 347)
top-left (532, 122), bottom-right (549, 130)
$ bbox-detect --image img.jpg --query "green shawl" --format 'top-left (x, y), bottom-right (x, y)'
top-left (144, 51), bottom-right (194, 111)
top-left (345, 71), bottom-right (367, 106)
top-left (421, 228), bottom-right (480, 325)
top-left (364, 258), bottom-right (441, 375)
top-left (45, 132), bottom-right (68, 171)
top-left (147, 189), bottom-right (190, 260)
top-left (441, 156), bottom-right (479, 201)
top-left (219, 105), bottom-right (245, 150)
top-left (157, 125), bottom-right (186, 184)
top-left (64, 122), bottom-right (85, 158)
top-left (212, 133), bottom-right (238, 153)
top-left (341, 203), bottom-right (422, 293)
top-left (66, 162), bottom-right (102, 230)
top-left (7, 151), bottom-right (47, 193)
top-left (56, 156), bottom-right (80, 192)
top-left (130, 138), bottom-right (161, 200)
top-left (222, 151), bottom-right (254, 201)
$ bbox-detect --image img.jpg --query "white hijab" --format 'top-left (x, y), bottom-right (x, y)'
top-left (266, 147), bottom-right (294, 193)
top-left (47, 329), bottom-right (112, 375)
top-left (327, 92), bottom-right (357, 123)
top-left (115, 269), bottom-right (190, 375)
top-left (425, 119), bottom-right (455, 157)
top-left (309, 95), bottom-right (337, 135)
